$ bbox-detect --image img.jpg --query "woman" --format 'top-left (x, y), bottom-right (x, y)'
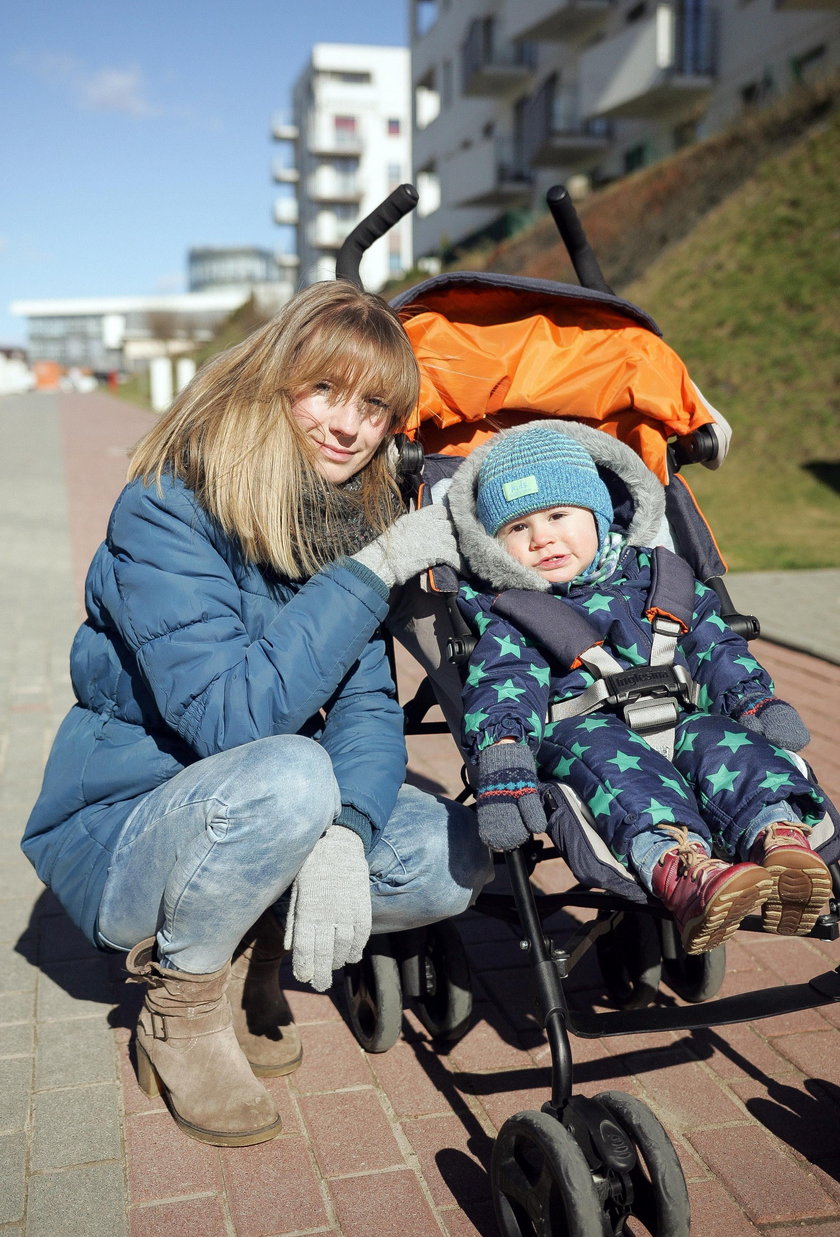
top-left (22, 281), bottom-right (491, 1147)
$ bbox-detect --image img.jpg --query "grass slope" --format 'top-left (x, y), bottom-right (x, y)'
top-left (624, 109), bottom-right (840, 570)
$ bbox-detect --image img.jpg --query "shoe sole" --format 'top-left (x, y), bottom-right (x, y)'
top-left (248, 1044), bottom-right (304, 1077)
top-left (761, 849), bottom-right (833, 935)
top-left (681, 871), bottom-right (775, 955)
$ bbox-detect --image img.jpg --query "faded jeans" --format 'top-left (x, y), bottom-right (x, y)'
top-left (97, 734), bottom-right (492, 973)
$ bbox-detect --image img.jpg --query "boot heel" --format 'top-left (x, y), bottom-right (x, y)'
top-left (135, 1044), bottom-right (162, 1098)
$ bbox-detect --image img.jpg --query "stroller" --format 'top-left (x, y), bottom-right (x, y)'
top-left (334, 185), bottom-right (840, 1237)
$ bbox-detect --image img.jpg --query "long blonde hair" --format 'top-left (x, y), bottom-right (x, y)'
top-left (129, 281), bottom-right (419, 577)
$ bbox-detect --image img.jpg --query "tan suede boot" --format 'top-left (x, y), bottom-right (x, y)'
top-left (126, 939), bottom-right (282, 1147)
top-left (229, 911), bottom-right (303, 1077)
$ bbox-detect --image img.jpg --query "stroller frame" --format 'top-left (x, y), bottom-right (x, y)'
top-left (336, 185), bottom-right (840, 1237)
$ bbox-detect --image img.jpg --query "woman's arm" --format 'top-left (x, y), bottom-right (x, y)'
top-left (106, 478), bottom-right (391, 757)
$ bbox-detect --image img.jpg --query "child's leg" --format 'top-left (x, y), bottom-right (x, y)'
top-left (672, 713), bottom-right (832, 936)
top-left (542, 715), bottom-right (771, 953)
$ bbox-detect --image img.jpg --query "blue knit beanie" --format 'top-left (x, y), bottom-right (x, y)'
top-left (475, 426), bottom-right (613, 546)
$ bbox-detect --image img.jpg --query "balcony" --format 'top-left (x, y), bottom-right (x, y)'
top-left (276, 252), bottom-right (300, 270)
top-left (442, 136), bottom-right (532, 208)
top-left (579, 4), bottom-right (716, 121)
top-left (507, 0), bottom-right (613, 42)
top-left (308, 215), bottom-right (356, 250)
top-left (271, 116), bottom-right (298, 142)
top-left (273, 198), bottom-right (299, 227)
top-left (272, 163), bottom-right (299, 185)
top-left (308, 166), bottom-right (362, 203)
top-left (307, 122), bottom-right (363, 157)
top-left (461, 20), bottom-right (537, 97)
top-left (521, 78), bottom-right (612, 168)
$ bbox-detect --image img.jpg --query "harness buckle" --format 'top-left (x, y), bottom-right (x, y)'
top-left (602, 663), bottom-right (693, 710)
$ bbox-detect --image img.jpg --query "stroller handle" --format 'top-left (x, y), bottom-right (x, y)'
top-left (546, 185), bottom-right (613, 296)
top-left (336, 183), bottom-right (419, 287)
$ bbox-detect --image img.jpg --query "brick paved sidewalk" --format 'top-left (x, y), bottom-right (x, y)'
top-left (2, 391), bottom-right (839, 1237)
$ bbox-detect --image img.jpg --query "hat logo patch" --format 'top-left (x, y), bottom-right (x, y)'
top-left (502, 475), bottom-right (539, 503)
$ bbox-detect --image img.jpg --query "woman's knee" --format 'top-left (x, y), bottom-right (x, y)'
top-left (218, 735), bottom-right (338, 834)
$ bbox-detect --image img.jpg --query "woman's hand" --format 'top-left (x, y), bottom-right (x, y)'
top-left (352, 504), bottom-right (461, 588)
top-left (283, 826), bottom-right (372, 991)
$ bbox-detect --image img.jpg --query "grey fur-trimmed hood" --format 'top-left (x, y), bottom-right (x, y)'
top-left (445, 419), bottom-right (666, 592)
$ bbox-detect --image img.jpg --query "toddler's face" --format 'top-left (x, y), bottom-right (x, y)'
top-left (497, 505), bottom-right (599, 583)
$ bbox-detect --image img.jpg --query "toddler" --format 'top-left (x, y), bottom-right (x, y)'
top-left (448, 421), bottom-right (834, 955)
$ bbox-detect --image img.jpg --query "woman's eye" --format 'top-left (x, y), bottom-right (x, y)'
top-left (313, 381), bottom-right (332, 394)
top-left (366, 396), bottom-right (389, 413)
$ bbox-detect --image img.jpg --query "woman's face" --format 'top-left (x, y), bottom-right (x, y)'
top-left (292, 382), bottom-right (391, 483)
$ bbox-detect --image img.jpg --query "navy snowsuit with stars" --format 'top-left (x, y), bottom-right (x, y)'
top-left (456, 547), bottom-right (827, 868)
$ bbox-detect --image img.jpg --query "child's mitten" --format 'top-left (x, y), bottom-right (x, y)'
top-left (475, 743), bottom-right (545, 851)
top-left (736, 698), bottom-right (810, 751)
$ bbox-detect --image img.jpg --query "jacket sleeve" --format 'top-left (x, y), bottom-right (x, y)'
top-left (682, 581), bottom-right (778, 718)
top-left (318, 631), bottom-right (407, 851)
top-left (457, 584), bottom-right (551, 761)
top-left (105, 479), bottom-right (392, 758)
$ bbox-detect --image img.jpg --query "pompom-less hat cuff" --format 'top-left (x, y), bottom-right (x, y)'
top-left (476, 459), bottom-right (611, 543)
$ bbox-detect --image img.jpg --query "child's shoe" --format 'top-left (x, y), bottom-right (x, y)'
top-left (652, 826), bottom-right (775, 955)
top-left (749, 822), bottom-right (832, 936)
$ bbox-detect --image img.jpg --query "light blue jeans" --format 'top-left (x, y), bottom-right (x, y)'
top-left (97, 734), bottom-right (492, 973)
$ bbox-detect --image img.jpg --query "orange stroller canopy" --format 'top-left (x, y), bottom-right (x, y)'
top-left (403, 309), bottom-right (714, 484)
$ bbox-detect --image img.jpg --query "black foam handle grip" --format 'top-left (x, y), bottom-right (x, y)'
top-left (546, 184), bottom-right (612, 294)
top-left (335, 184), bottom-right (419, 287)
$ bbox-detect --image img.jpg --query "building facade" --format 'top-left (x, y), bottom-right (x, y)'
top-left (10, 290), bottom-right (252, 375)
top-left (273, 43), bottom-right (413, 290)
top-left (409, 0), bottom-right (840, 262)
top-left (188, 247), bottom-right (282, 292)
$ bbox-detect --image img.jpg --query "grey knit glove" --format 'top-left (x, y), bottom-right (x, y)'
top-left (475, 743), bottom-right (546, 851)
top-left (736, 698), bottom-right (810, 751)
top-left (352, 504), bottom-right (461, 589)
top-left (283, 826), bottom-right (372, 992)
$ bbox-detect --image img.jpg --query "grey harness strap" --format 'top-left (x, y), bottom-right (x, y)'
top-left (495, 547), bottom-right (700, 759)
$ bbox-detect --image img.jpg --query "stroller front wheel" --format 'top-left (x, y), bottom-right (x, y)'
top-left (491, 1109), bottom-right (609, 1237)
top-left (595, 1090), bottom-right (690, 1237)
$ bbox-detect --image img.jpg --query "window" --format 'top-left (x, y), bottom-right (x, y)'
top-left (387, 118), bottom-right (401, 136)
top-left (626, 3), bottom-right (646, 22)
top-left (333, 115), bottom-right (358, 149)
top-left (624, 143), bottom-right (647, 173)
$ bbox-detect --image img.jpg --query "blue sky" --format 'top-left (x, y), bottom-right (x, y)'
top-left (1, 1), bottom-right (409, 345)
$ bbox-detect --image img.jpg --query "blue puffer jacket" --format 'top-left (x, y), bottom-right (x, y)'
top-left (22, 474), bottom-right (407, 945)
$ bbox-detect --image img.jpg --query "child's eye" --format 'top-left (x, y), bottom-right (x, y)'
top-left (548, 510), bottom-right (566, 522)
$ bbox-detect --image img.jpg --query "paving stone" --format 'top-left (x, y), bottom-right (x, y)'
top-left (401, 1112), bottom-right (494, 1208)
top-left (771, 1029), bottom-right (840, 1090)
top-left (0, 1022), bottom-right (33, 1058)
top-left (35, 956), bottom-right (117, 1021)
top-left (328, 1167), bottom-right (443, 1237)
top-left (298, 1088), bottom-right (405, 1177)
top-left (25, 1161), bottom-right (128, 1237)
top-left (687, 1176), bottom-right (773, 1237)
top-left (30, 1082), bottom-right (122, 1170)
top-left (128, 1195), bottom-right (229, 1237)
top-left (368, 1038), bottom-right (467, 1117)
top-left (439, 1200), bottom-right (500, 1237)
top-left (222, 1133), bottom-right (329, 1236)
top-left (0, 1132), bottom-right (26, 1224)
top-left (124, 1111), bottom-right (223, 1206)
top-left (35, 1016), bottom-right (118, 1089)
top-left (0, 1057), bottom-right (33, 1134)
top-left (289, 1018), bottom-right (374, 1094)
top-left (689, 1124), bottom-right (836, 1224)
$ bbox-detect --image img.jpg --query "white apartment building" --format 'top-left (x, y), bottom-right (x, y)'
top-left (273, 44), bottom-right (413, 291)
top-left (410, 0), bottom-right (840, 262)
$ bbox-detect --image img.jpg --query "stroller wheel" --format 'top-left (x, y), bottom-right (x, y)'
top-left (343, 936), bottom-right (403, 1053)
top-left (595, 911), bottom-right (662, 1010)
top-left (411, 920), bottom-right (473, 1043)
top-left (491, 1109), bottom-right (609, 1237)
top-left (594, 1091), bottom-right (690, 1237)
top-left (659, 920), bottom-right (726, 1003)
